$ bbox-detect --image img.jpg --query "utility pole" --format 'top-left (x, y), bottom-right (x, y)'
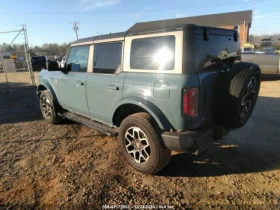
top-left (253, 0), bottom-right (256, 20)
top-left (23, 24), bottom-right (35, 85)
top-left (73, 21), bottom-right (79, 40)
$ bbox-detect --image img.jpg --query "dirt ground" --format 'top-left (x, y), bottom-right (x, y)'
top-left (0, 74), bottom-right (280, 209)
top-left (0, 71), bottom-right (38, 89)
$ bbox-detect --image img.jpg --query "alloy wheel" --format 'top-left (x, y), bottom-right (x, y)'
top-left (124, 127), bottom-right (151, 164)
top-left (240, 77), bottom-right (257, 120)
top-left (41, 96), bottom-right (52, 120)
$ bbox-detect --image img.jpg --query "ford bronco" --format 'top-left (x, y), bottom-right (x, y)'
top-left (37, 20), bottom-right (261, 174)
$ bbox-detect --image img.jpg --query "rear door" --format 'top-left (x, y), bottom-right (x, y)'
top-left (86, 42), bottom-right (125, 125)
top-left (58, 45), bottom-right (90, 116)
top-left (194, 29), bottom-right (240, 126)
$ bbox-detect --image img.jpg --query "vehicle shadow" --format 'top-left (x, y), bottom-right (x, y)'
top-left (261, 75), bottom-right (280, 81)
top-left (0, 85), bottom-right (42, 124)
top-left (159, 96), bottom-right (280, 177)
top-left (0, 82), bottom-right (34, 90)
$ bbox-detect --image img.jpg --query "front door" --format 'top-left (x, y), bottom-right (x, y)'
top-left (58, 45), bottom-right (90, 116)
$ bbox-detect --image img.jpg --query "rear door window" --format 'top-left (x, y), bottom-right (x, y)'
top-left (93, 42), bottom-right (123, 74)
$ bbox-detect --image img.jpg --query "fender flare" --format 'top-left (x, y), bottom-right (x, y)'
top-left (37, 82), bottom-right (60, 106)
top-left (112, 97), bottom-right (172, 130)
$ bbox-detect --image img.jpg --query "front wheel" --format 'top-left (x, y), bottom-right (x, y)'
top-left (40, 90), bottom-right (62, 124)
top-left (118, 112), bottom-right (171, 174)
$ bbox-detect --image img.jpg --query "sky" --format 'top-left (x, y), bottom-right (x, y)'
top-left (0, 0), bottom-right (279, 46)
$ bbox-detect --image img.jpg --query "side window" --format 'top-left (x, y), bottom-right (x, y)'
top-left (93, 42), bottom-right (123, 74)
top-left (130, 35), bottom-right (175, 70)
top-left (66, 45), bottom-right (90, 72)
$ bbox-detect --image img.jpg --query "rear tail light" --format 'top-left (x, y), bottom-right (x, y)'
top-left (183, 88), bottom-right (198, 117)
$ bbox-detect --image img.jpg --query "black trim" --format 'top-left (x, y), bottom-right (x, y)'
top-left (161, 128), bottom-right (215, 154)
top-left (234, 31), bottom-right (238, 42)
top-left (58, 111), bottom-right (119, 137)
top-left (183, 26), bottom-right (196, 74)
top-left (71, 31), bottom-right (126, 45)
top-left (203, 28), bottom-right (209, 41)
top-left (94, 32), bottom-right (126, 41)
top-left (71, 37), bottom-right (95, 45)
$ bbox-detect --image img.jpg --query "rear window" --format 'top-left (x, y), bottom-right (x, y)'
top-left (195, 34), bottom-right (240, 71)
top-left (130, 35), bottom-right (175, 70)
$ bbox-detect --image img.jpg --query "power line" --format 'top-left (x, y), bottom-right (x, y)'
top-left (0, 30), bottom-right (22, 34)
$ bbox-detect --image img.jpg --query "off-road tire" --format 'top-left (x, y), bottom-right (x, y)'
top-left (226, 63), bottom-right (261, 128)
top-left (39, 90), bottom-right (62, 124)
top-left (118, 112), bottom-right (171, 174)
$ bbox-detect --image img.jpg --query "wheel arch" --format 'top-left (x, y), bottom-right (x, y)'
top-left (112, 98), bottom-right (172, 131)
top-left (37, 82), bottom-right (60, 107)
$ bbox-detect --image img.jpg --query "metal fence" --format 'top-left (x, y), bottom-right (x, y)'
top-left (0, 25), bottom-right (35, 90)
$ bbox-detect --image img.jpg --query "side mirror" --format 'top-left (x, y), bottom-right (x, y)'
top-left (66, 63), bottom-right (80, 72)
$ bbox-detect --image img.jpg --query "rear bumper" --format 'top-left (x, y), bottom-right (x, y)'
top-left (161, 128), bottom-right (215, 155)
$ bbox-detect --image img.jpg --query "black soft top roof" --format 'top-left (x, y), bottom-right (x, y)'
top-left (71, 31), bottom-right (126, 45)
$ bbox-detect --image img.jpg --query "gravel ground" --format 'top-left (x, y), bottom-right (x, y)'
top-left (0, 77), bottom-right (280, 209)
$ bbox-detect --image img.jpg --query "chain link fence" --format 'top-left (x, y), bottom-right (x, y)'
top-left (0, 25), bottom-right (35, 90)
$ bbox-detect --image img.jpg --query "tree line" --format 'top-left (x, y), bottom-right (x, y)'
top-left (249, 34), bottom-right (280, 50)
top-left (0, 43), bottom-right (70, 58)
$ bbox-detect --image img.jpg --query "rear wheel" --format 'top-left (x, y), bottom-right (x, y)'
top-left (118, 112), bottom-right (171, 174)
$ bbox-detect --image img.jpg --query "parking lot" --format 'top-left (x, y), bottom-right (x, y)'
top-left (0, 72), bottom-right (280, 209)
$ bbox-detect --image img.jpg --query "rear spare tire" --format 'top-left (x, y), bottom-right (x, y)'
top-left (226, 63), bottom-right (261, 128)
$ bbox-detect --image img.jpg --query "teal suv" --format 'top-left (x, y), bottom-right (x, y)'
top-left (37, 20), bottom-right (261, 174)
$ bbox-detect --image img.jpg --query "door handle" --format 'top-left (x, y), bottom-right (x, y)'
top-left (107, 85), bottom-right (119, 91)
top-left (76, 82), bottom-right (84, 86)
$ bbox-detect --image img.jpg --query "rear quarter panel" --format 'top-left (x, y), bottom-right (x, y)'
top-left (123, 73), bottom-right (200, 131)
